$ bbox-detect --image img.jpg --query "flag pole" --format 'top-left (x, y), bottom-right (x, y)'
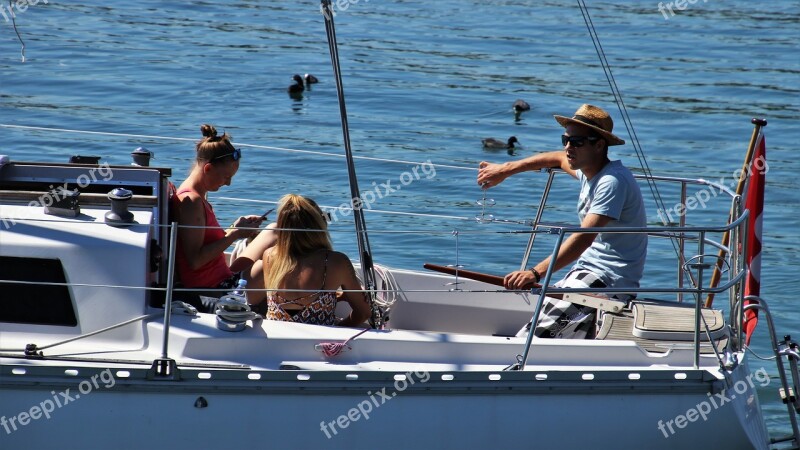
top-left (705, 118), bottom-right (767, 307)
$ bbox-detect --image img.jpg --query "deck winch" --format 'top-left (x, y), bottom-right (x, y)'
top-left (105, 188), bottom-right (135, 226)
top-left (131, 147), bottom-right (153, 166)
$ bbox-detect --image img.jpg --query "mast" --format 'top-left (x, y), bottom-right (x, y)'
top-left (320, 0), bottom-right (383, 328)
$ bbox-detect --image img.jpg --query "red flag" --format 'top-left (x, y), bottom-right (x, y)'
top-left (743, 131), bottom-right (766, 346)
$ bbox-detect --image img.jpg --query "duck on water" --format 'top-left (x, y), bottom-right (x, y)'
top-left (481, 136), bottom-right (519, 150)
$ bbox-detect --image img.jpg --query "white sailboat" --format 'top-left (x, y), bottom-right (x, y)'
top-left (1, 2), bottom-right (798, 449)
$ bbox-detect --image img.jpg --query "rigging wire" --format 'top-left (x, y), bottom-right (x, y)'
top-left (577, 1), bottom-right (691, 284)
top-left (576, 1), bottom-right (669, 219)
top-left (8, 0), bottom-right (26, 62)
top-left (215, 196), bottom-right (473, 222)
top-left (321, 0), bottom-right (383, 328)
top-left (0, 123), bottom-right (476, 172)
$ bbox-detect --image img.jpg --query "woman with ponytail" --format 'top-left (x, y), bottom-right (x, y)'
top-left (174, 124), bottom-right (275, 307)
top-left (262, 194), bottom-right (370, 327)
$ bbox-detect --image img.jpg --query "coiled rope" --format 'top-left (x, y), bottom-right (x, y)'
top-left (315, 328), bottom-right (370, 357)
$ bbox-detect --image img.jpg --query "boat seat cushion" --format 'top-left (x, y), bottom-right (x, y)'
top-left (631, 300), bottom-right (727, 341)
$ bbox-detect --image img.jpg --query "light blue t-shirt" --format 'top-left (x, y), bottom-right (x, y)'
top-left (573, 160), bottom-right (647, 289)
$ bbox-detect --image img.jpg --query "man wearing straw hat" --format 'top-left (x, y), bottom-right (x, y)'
top-left (477, 104), bottom-right (647, 339)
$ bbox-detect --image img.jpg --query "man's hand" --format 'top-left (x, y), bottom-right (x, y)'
top-left (477, 161), bottom-right (512, 188)
top-left (504, 270), bottom-right (538, 290)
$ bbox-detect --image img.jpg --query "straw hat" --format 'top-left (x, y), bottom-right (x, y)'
top-left (554, 104), bottom-right (625, 146)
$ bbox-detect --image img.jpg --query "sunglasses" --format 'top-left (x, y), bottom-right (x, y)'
top-left (211, 147), bottom-right (241, 162)
top-left (561, 135), bottom-right (599, 148)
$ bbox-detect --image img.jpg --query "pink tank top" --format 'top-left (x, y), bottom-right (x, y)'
top-left (174, 188), bottom-right (233, 288)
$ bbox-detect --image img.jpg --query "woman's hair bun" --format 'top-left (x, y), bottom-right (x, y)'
top-left (200, 124), bottom-right (218, 139)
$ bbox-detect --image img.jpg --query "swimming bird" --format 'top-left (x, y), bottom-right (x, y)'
top-left (482, 136), bottom-right (520, 150)
top-left (287, 74), bottom-right (304, 94)
top-left (512, 99), bottom-right (530, 114)
top-left (304, 73), bottom-right (319, 84)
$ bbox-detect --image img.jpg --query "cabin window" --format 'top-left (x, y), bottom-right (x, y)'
top-left (0, 256), bottom-right (77, 326)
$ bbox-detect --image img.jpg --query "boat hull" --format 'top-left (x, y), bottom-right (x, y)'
top-left (0, 362), bottom-right (768, 450)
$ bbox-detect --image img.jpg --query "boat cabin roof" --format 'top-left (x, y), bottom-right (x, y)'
top-left (0, 159), bottom-right (173, 332)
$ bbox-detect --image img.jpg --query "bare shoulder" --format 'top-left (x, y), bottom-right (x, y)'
top-left (178, 192), bottom-right (205, 225)
top-left (326, 251), bottom-right (357, 276)
top-left (327, 251), bottom-right (354, 267)
top-left (176, 186), bottom-right (201, 202)
top-left (177, 191), bottom-right (204, 218)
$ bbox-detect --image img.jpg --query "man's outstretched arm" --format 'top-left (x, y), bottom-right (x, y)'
top-left (477, 150), bottom-right (574, 188)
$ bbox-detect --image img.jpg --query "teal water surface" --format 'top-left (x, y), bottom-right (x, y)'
top-left (1, 0), bottom-right (799, 442)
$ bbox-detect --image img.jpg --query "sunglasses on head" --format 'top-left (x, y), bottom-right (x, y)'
top-left (561, 135), bottom-right (599, 147)
top-left (211, 147), bottom-right (241, 162)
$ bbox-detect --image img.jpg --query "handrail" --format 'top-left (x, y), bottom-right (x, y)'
top-left (518, 228), bottom-right (566, 371)
top-left (509, 177), bottom-right (750, 367)
top-left (744, 298), bottom-right (800, 446)
top-left (528, 210), bottom-right (748, 235)
top-left (539, 168), bottom-right (739, 198)
top-left (512, 231), bottom-right (746, 370)
top-left (520, 169), bottom-right (557, 270)
top-left (518, 168), bottom-right (744, 307)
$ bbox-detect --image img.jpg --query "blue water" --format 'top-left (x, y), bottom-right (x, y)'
top-left (1, 0), bottom-right (798, 440)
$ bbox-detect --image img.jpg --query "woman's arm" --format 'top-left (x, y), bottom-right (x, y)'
top-left (329, 252), bottom-right (372, 327)
top-left (230, 223), bottom-right (277, 273)
top-left (177, 194), bottom-right (255, 270)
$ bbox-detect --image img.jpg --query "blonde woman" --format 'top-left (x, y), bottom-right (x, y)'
top-left (262, 194), bottom-right (370, 327)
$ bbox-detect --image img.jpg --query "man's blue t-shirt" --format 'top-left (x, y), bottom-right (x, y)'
top-left (574, 160), bottom-right (647, 289)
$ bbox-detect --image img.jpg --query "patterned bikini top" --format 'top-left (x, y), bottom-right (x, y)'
top-left (266, 252), bottom-right (337, 326)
